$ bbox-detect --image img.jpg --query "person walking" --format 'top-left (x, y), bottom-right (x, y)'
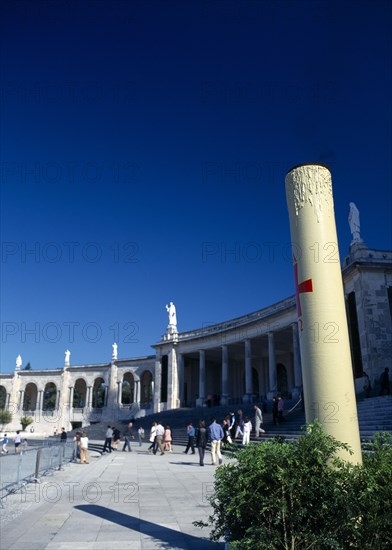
top-left (208, 417), bottom-right (224, 466)
top-left (60, 427), bottom-right (67, 443)
top-left (242, 416), bottom-right (252, 446)
top-left (184, 423), bottom-right (196, 454)
top-left (222, 418), bottom-right (233, 448)
top-left (164, 425), bottom-right (173, 452)
top-left (277, 396), bottom-right (285, 423)
top-left (1, 434), bottom-right (9, 454)
top-left (235, 409), bottom-right (244, 439)
top-left (228, 411), bottom-right (236, 439)
top-left (72, 431), bottom-right (81, 461)
top-left (112, 427), bottom-right (121, 450)
top-left (195, 420), bottom-right (208, 466)
top-left (80, 432), bottom-right (89, 464)
top-left (254, 404), bottom-right (265, 437)
top-left (137, 425), bottom-right (145, 447)
top-left (14, 431), bottom-right (22, 454)
top-left (148, 422), bottom-right (157, 453)
top-left (122, 422), bottom-right (133, 452)
top-left (102, 425), bottom-right (113, 453)
top-left (154, 422), bottom-right (165, 455)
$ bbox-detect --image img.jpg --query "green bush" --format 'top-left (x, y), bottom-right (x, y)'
top-left (20, 416), bottom-right (34, 430)
top-left (0, 409), bottom-right (12, 424)
top-left (195, 423), bottom-right (392, 549)
top-left (351, 432), bottom-right (392, 548)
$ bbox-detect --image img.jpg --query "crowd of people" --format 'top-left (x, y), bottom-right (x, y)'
top-left (101, 422), bottom-right (146, 454)
top-left (0, 399), bottom-right (284, 465)
top-left (142, 403), bottom-right (274, 466)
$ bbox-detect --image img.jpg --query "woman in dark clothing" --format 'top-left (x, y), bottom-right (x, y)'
top-left (195, 420), bottom-right (208, 466)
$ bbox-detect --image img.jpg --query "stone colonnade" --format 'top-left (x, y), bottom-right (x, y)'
top-left (0, 360), bottom-right (155, 432)
top-left (153, 298), bottom-right (302, 412)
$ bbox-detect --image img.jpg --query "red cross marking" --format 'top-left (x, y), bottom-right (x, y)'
top-left (293, 257), bottom-right (313, 319)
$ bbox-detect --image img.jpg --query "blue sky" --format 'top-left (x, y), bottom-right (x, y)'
top-left (1, 0), bottom-right (391, 373)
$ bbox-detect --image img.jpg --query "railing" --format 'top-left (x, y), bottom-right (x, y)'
top-left (287, 396), bottom-right (303, 415)
top-left (22, 410), bottom-right (36, 416)
top-left (0, 442), bottom-right (75, 505)
top-left (89, 408), bottom-right (103, 417)
top-left (42, 410), bottom-right (56, 416)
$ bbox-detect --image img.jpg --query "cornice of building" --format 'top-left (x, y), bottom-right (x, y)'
top-left (342, 245), bottom-right (392, 276)
top-left (115, 356), bottom-right (155, 365)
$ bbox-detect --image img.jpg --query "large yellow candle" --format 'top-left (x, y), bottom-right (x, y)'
top-left (285, 163), bottom-right (362, 464)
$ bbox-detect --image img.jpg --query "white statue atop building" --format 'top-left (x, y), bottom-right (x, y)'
top-left (348, 202), bottom-right (362, 243)
top-left (16, 354), bottom-right (22, 371)
top-left (166, 302), bottom-right (177, 327)
top-left (64, 349), bottom-right (71, 365)
top-left (112, 342), bottom-right (118, 360)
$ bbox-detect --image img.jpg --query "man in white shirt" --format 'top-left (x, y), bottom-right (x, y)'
top-left (102, 425), bottom-right (113, 453)
top-left (154, 423), bottom-right (165, 455)
top-left (14, 431), bottom-right (22, 454)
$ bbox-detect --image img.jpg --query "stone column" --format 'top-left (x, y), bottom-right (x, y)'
top-left (221, 345), bottom-right (229, 406)
top-left (10, 371), bottom-right (21, 422)
top-left (37, 390), bottom-right (43, 411)
top-left (243, 339), bottom-right (253, 403)
top-left (135, 380), bottom-right (140, 403)
top-left (69, 386), bottom-right (74, 408)
top-left (55, 390), bottom-right (60, 410)
top-left (292, 322), bottom-right (302, 400)
top-left (132, 381), bottom-right (136, 404)
top-left (154, 354), bottom-right (162, 413)
top-left (105, 362), bottom-right (118, 419)
top-left (167, 346), bottom-right (180, 410)
top-left (19, 389), bottom-right (25, 411)
top-left (267, 332), bottom-right (277, 399)
top-left (58, 366), bottom-right (71, 430)
top-left (6, 392), bottom-right (11, 409)
top-left (196, 350), bottom-right (206, 407)
top-left (117, 381), bottom-right (122, 405)
top-left (178, 353), bottom-right (184, 406)
top-left (87, 386), bottom-right (93, 408)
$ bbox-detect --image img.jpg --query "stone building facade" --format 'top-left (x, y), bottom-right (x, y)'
top-left (0, 357), bottom-right (155, 432)
top-left (1, 243), bottom-right (391, 431)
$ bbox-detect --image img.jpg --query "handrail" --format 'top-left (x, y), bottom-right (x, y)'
top-left (286, 396), bottom-right (303, 415)
top-left (0, 442), bottom-right (75, 502)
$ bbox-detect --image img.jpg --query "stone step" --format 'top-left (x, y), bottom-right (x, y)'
top-left (64, 394), bottom-right (392, 443)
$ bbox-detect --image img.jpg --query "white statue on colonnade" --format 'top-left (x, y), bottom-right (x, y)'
top-left (166, 301), bottom-right (177, 327)
top-left (349, 202), bottom-right (362, 243)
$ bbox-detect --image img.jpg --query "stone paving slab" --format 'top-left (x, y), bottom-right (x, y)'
top-left (0, 446), bottom-right (224, 550)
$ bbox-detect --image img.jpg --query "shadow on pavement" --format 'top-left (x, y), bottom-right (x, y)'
top-left (75, 504), bottom-right (223, 549)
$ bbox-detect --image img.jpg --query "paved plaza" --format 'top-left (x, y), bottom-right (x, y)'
top-left (0, 444), bottom-right (224, 550)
